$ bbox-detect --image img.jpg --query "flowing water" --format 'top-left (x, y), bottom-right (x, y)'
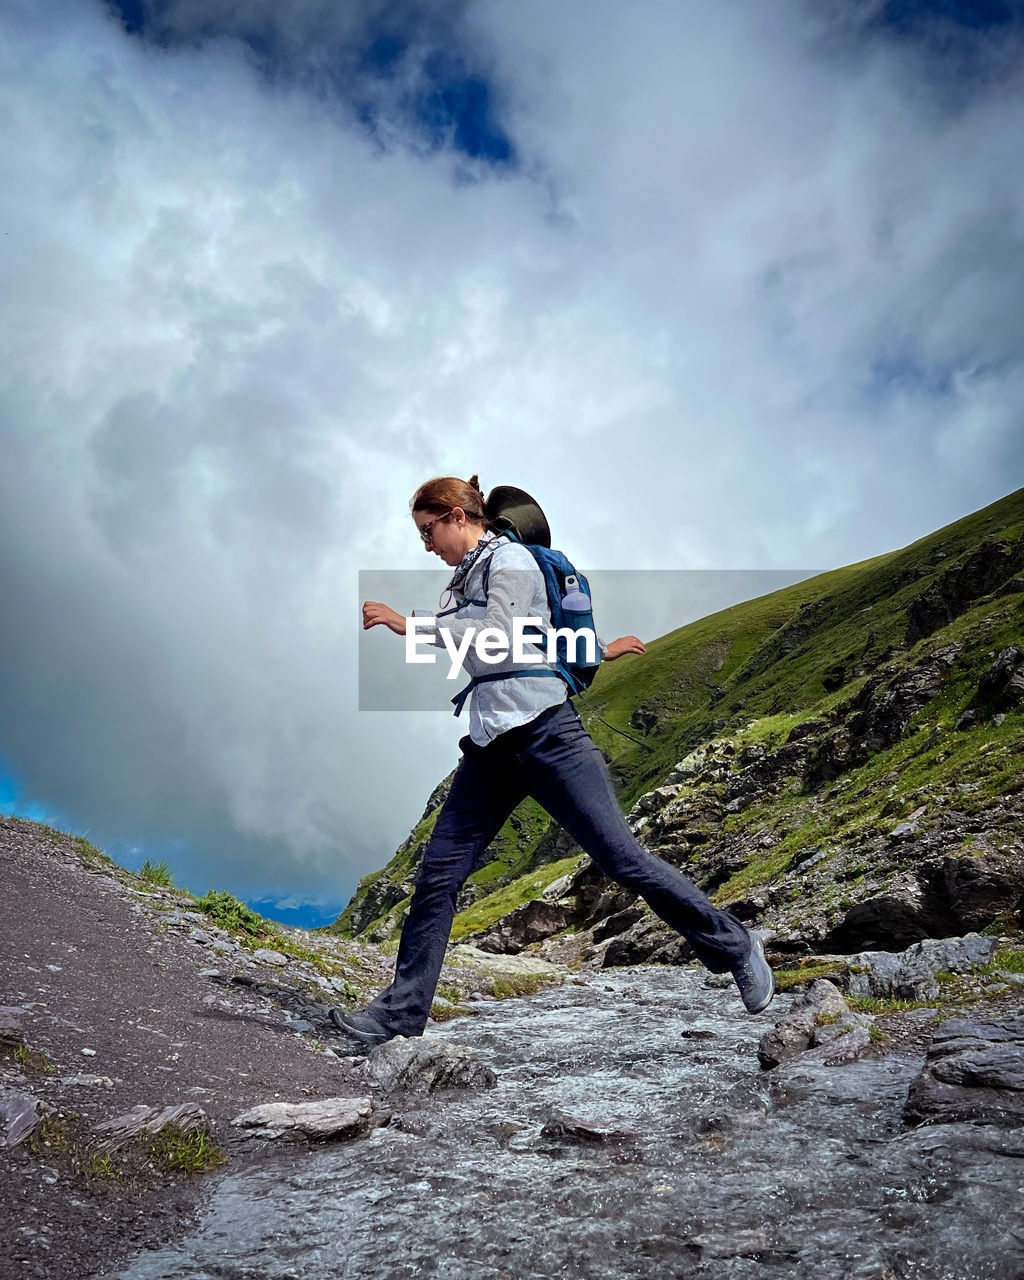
top-left (116, 966), bottom-right (1024, 1279)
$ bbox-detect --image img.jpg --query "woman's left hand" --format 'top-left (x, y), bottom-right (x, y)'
top-left (362, 601), bottom-right (407, 635)
top-left (602, 635), bottom-right (645, 660)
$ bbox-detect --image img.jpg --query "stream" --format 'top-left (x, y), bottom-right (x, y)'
top-left (115, 965), bottom-right (1023, 1279)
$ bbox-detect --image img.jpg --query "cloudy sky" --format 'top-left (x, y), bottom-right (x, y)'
top-left (2, 0), bottom-right (1023, 926)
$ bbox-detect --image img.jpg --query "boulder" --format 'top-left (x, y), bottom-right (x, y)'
top-left (903, 1015), bottom-right (1024, 1128)
top-left (540, 1107), bottom-right (640, 1144)
top-left (446, 943), bottom-right (564, 979)
top-left (757, 979), bottom-right (874, 1070)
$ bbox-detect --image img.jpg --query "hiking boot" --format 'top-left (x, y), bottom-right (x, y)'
top-left (731, 930), bottom-right (775, 1014)
top-left (328, 1008), bottom-right (397, 1047)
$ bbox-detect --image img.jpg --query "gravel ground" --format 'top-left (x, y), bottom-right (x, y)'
top-left (0, 815), bottom-right (372, 1280)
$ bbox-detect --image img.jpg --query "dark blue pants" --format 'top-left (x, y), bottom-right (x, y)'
top-left (365, 698), bottom-right (753, 1037)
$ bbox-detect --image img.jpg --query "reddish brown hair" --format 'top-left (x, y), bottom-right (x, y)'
top-left (410, 474), bottom-right (489, 524)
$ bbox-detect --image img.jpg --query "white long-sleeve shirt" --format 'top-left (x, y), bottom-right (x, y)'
top-left (413, 530), bottom-right (602, 746)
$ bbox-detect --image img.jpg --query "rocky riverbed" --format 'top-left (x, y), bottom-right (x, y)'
top-left (116, 965), bottom-right (1024, 1280)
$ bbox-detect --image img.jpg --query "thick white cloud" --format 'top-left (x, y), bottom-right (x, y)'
top-left (2, 0), bottom-right (1023, 904)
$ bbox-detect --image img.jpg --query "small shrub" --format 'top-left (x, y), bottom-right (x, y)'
top-left (138, 859), bottom-right (175, 888)
top-left (814, 1011), bottom-right (840, 1026)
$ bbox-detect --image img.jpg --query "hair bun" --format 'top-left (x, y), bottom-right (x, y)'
top-left (467, 474), bottom-right (484, 497)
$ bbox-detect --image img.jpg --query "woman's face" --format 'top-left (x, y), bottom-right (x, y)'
top-left (413, 507), bottom-right (468, 566)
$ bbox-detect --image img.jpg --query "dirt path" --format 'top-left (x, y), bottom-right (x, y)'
top-left (0, 815), bottom-right (370, 1279)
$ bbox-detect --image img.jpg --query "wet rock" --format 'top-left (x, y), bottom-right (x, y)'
top-left (0, 1085), bottom-right (46, 1146)
top-left (357, 1036), bottom-right (497, 1095)
top-left (540, 1107), bottom-right (640, 1144)
top-left (231, 1096), bottom-right (375, 1142)
top-left (758, 979), bottom-right (873, 1069)
top-left (90, 1102), bottom-right (210, 1152)
top-left (903, 1015), bottom-right (1024, 1128)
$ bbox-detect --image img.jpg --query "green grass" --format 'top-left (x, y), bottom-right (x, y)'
top-left (10, 1042), bottom-right (55, 1073)
top-left (196, 890), bottom-right (267, 938)
top-left (994, 946), bottom-right (1024, 973)
top-left (486, 973), bottom-right (554, 999)
top-left (449, 855), bottom-right (586, 941)
top-left (138, 858), bottom-right (175, 888)
top-left (149, 1123), bottom-right (226, 1174)
top-left (771, 962), bottom-right (848, 992)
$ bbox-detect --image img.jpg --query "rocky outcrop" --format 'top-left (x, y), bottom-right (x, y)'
top-left (828, 851), bottom-right (1024, 951)
top-left (905, 537), bottom-right (1024, 645)
top-left (845, 935), bottom-right (996, 1001)
top-left (804, 643), bottom-right (963, 787)
top-left (972, 645), bottom-right (1024, 714)
top-left (470, 899), bottom-right (576, 953)
top-left (903, 1015), bottom-right (1024, 1127)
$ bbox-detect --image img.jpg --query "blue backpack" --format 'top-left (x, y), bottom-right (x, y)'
top-left (449, 529), bottom-right (602, 717)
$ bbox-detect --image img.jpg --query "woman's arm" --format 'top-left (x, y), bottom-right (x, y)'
top-left (602, 635), bottom-right (645, 660)
top-left (362, 601), bottom-right (407, 634)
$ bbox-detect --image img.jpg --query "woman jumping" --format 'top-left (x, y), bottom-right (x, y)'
top-left (330, 474), bottom-right (773, 1046)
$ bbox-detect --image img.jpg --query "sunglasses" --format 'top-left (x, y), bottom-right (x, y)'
top-left (416, 510), bottom-right (453, 545)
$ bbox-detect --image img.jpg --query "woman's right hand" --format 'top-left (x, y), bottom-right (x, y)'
top-left (362, 601), bottom-right (407, 635)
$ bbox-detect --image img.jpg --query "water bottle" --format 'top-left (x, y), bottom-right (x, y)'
top-left (560, 575), bottom-right (590, 612)
top-left (560, 575), bottom-right (599, 670)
